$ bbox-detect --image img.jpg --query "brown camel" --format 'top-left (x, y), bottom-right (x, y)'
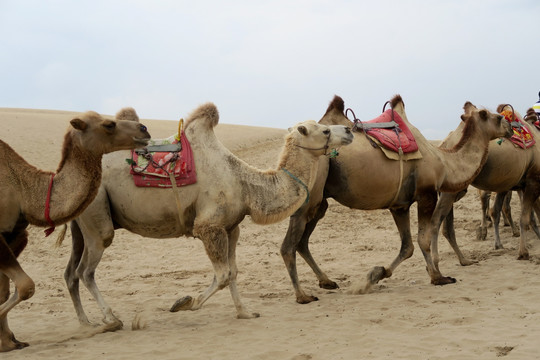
top-left (0, 109), bottom-right (150, 352)
top-left (58, 102), bottom-right (353, 329)
top-left (475, 108), bottom-right (540, 242)
top-left (280, 95), bottom-right (512, 303)
top-left (434, 105), bottom-right (540, 267)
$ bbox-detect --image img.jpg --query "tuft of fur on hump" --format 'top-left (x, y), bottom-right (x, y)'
top-left (390, 94), bottom-right (404, 110)
top-left (323, 95), bottom-right (345, 116)
top-left (184, 102), bottom-right (219, 130)
top-left (115, 107), bottom-right (139, 122)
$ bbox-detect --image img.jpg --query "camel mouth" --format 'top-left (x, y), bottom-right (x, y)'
top-left (133, 137), bottom-right (151, 147)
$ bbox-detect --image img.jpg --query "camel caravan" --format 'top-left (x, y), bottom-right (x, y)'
top-left (3, 93), bottom-right (540, 352)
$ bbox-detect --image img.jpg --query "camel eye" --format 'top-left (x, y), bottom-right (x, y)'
top-left (323, 129), bottom-right (330, 135)
top-left (102, 122), bottom-right (116, 131)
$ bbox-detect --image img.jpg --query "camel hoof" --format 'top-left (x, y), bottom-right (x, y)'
top-left (296, 295), bottom-right (319, 304)
top-left (170, 296), bottom-right (194, 312)
top-left (102, 320), bottom-right (123, 332)
top-left (460, 259), bottom-right (478, 266)
top-left (518, 253), bottom-right (530, 261)
top-left (367, 266), bottom-right (389, 285)
top-left (494, 244), bottom-right (504, 250)
top-left (237, 312), bottom-right (260, 319)
top-left (319, 280), bottom-right (339, 290)
top-left (476, 227), bottom-right (487, 241)
top-left (0, 337), bottom-right (29, 352)
top-left (431, 276), bottom-right (457, 286)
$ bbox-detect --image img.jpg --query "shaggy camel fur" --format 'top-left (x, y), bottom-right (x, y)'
top-left (280, 95), bottom-right (512, 303)
top-left (0, 110), bottom-right (150, 352)
top-left (435, 106), bottom-right (540, 267)
top-left (59, 102), bottom-right (353, 330)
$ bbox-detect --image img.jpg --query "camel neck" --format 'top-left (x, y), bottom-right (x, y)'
top-left (438, 122), bottom-right (491, 192)
top-left (22, 141), bottom-right (103, 227)
top-left (281, 168), bottom-right (309, 205)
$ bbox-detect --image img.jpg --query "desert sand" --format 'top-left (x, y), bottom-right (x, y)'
top-left (1, 106), bottom-right (539, 360)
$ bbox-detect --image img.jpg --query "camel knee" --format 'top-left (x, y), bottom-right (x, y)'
top-left (79, 268), bottom-right (96, 286)
top-left (215, 272), bottom-right (231, 290)
top-left (101, 230), bottom-right (115, 248)
top-left (401, 245), bottom-right (414, 260)
top-left (17, 278), bottom-right (35, 301)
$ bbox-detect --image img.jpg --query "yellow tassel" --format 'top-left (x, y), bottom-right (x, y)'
top-left (175, 118), bottom-right (184, 141)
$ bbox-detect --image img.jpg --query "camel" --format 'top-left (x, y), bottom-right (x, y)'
top-left (59, 102), bottom-right (353, 330)
top-left (0, 109), bottom-right (150, 352)
top-left (280, 94), bottom-right (513, 304)
top-left (475, 108), bottom-right (540, 242)
top-left (433, 105), bottom-right (540, 267)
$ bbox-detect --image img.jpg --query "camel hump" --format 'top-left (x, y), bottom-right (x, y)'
top-left (115, 107), bottom-right (139, 122)
top-left (390, 94), bottom-right (404, 111)
top-left (324, 95), bottom-right (345, 116)
top-left (185, 102), bottom-right (219, 130)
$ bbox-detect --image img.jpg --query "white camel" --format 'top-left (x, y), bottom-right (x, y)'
top-left (58, 102), bottom-right (353, 330)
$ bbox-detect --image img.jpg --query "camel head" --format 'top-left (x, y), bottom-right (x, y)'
top-left (459, 102), bottom-right (513, 144)
top-left (286, 120), bottom-right (353, 156)
top-left (68, 109), bottom-right (151, 155)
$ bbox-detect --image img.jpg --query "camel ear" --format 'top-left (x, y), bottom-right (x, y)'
top-left (463, 101), bottom-right (476, 115)
top-left (297, 125), bottom-right (308, 136)
top-left (70, 118), bottom-right (88, 131)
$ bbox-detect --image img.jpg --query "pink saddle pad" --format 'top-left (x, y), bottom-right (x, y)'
top-left (129, 131), bottom-right (197, 188)
top-left (500, 110), bottom-right (535, 149)
top-left (361, 109), bottom-right (418, 153)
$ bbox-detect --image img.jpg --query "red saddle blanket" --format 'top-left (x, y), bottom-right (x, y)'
top-left (500, 110), bottom-right (535, 149)
top-left (129, 131), bottom-right (197, 188)
top-left (360, 109), bottom-right (418, 153)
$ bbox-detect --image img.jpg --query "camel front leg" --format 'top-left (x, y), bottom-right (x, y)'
top-left (438, 192), bottom-right (476, 266)
top-left (171, 224), bottom-right (258, 319)
top-left (281, 199), bottom-right (333, 304)
top-left (0, 235), bottom-right (34, 352)
top-left (352, 206), bottom-right (414, 294)
top-left (296, 199), bottom-right (338, 291)
top-left (516, 185), bottom-right (540, 260)
top-left (226, 226), bottom-right (259, 319)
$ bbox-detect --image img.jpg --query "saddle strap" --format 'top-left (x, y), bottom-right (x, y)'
top-left (388, 149), bottom-right (404, 208)
top-left (168, 171), bottom-right (185, 232)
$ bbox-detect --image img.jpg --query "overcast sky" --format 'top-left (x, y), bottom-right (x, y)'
top-left (1, 0), bottom-right (538, 139)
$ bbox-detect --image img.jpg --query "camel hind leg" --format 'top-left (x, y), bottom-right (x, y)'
top-left (0, 231), bottom-right (34, 352)
top-left (66, 217), bottom-right (122, 330)
top-left (64, 220), bottom-right (93, 327)
top-left (490, 191), bottom-right (509, 250)
top-left (171, 223), bottom-right (258, 319)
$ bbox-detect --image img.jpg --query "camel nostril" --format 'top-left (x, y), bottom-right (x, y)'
top-left (140, 124), bottom-right (148, 132)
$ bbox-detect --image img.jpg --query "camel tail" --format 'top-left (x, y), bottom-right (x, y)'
top-left (115, 107), bottom-right (140, 122)
top-left (185, 102), bottom-right (219, 130)
top-left (54, 224), bottom-right (68, 248)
